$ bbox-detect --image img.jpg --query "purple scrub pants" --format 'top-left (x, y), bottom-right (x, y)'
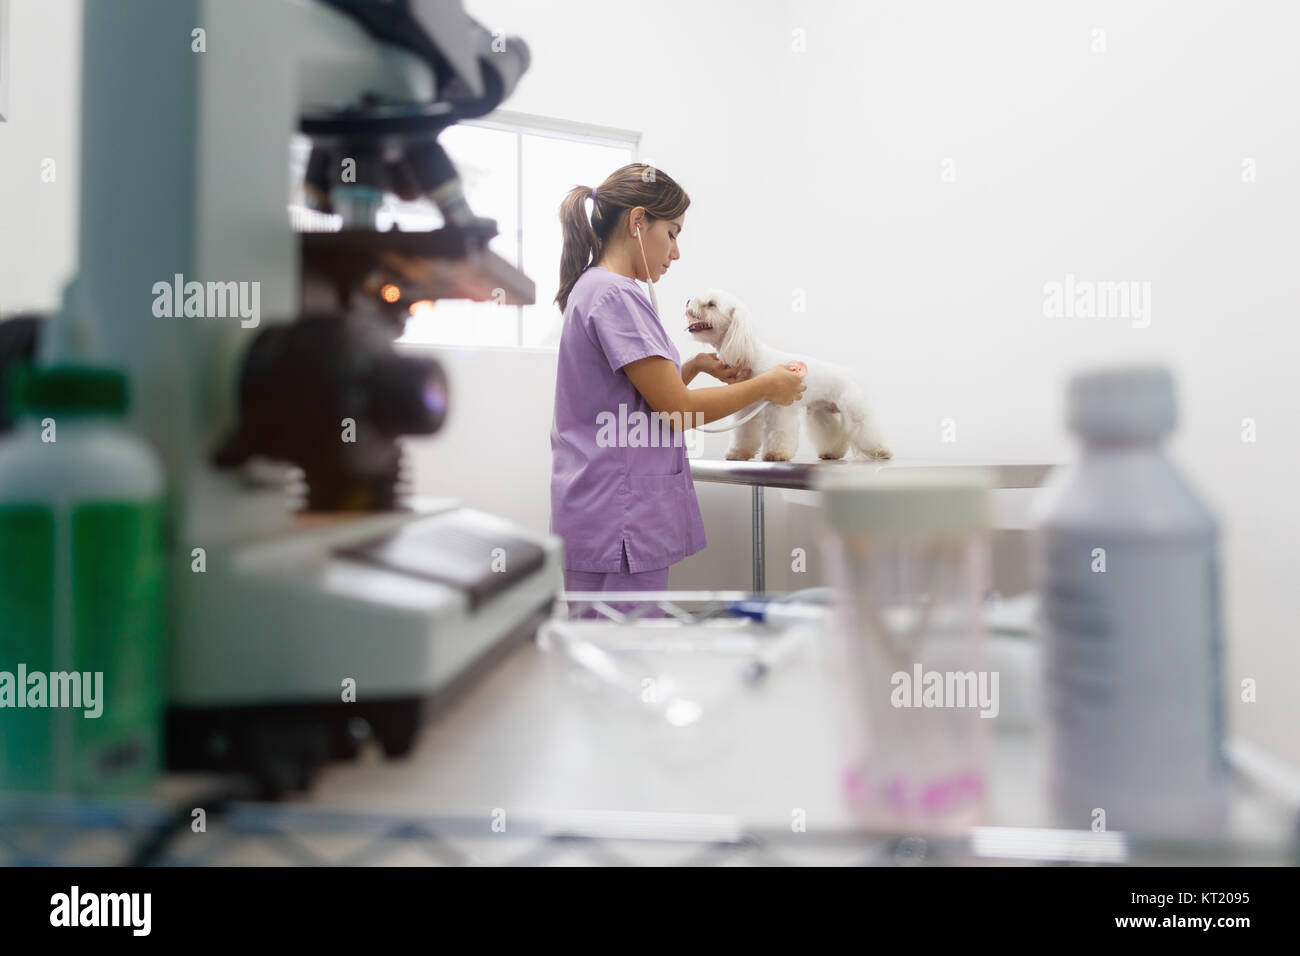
top-left (562, 542), bottom-right (667, 619)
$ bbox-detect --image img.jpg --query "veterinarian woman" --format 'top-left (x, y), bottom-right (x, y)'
top-left (550, 163), bottom-right (806, 612)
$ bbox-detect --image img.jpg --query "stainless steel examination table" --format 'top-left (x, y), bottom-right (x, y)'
top-left (688, 458), bottom-right (1056, 592)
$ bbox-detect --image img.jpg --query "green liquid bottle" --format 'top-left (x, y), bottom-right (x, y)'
top-left (0, 365), bottom-right (165, 795)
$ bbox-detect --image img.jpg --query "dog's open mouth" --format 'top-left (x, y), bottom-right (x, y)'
top-left (686, 321), bottom-right (713, 334)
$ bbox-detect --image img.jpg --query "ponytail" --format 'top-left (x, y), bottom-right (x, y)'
top-left (554, 163), bottom-right (690, 313)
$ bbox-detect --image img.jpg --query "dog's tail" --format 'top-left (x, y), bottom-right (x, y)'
top-left (840, 384), bottom-right (892, 460)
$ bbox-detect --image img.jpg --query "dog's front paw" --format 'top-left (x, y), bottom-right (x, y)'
top-left (866, 446), bottom-right (892, 460)
top-left (725, 448), bottom-right (758, 461)
top-left (762, 450), bottom-right (794, 462)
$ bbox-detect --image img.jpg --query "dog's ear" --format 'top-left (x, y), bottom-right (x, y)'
top-left (717, 297), bottom-right (757, 366)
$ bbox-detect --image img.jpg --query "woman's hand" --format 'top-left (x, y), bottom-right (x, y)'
top-left (689, 352), bottom-right (752, 385)
top-left (761, 365), bottom-right (807, 406)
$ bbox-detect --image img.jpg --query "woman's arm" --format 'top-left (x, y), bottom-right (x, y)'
top-left (624, 357), bottom-right (805, 428)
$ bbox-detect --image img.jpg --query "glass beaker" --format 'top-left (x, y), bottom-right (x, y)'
top-left (815, 468), bottom-right (994, 835)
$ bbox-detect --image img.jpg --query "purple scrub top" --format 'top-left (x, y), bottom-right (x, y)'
top-left (550, 265), bottom-right (708, 573)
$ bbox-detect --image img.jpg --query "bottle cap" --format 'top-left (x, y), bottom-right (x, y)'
top-left (815, 467), bottom-right (993, 535)
top-left (1068, 366), bottom-right (1175, 441)
top-left (7, 364), bottom-right (129, 417)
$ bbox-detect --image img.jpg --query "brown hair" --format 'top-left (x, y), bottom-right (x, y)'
top-left (554, 163), bottom-right (690, 313)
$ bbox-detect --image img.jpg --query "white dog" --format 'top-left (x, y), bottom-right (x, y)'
top-left (684, 289), bottom-right (892, 461)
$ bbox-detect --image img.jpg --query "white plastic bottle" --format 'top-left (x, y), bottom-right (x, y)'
top-left (0, 365), bottom-right (165, 794)
top-left (1034, 367), bottom-right (1227, 837)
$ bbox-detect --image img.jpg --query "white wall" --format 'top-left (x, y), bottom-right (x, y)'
top-left (415, 0), bottom-right (1300, 770)
top-left (0, 0), bottom-right (81, 317)
top-left (773, 0), bottom-right (1300, 772)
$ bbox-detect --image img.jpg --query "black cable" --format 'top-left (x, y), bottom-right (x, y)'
top-left (125, 777), bottom-right (260, 867)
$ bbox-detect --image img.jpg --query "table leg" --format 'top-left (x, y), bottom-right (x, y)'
top-left (752, 484), bottom-right (765, 593)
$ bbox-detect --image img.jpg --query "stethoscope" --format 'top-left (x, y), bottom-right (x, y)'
top-left (633, 226), bottom-right (776, 433)
top-left (633, 226), bottom-right (662, 317)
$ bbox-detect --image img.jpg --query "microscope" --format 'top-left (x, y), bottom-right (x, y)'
top-left (44, 0), bottom-right (563, 795)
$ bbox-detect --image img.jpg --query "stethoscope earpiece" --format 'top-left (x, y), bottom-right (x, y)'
top-left (632, 225), bottom-right (659, 316)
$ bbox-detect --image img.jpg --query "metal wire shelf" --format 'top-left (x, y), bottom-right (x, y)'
top-left (2, 792), bottom-right (1294, 867)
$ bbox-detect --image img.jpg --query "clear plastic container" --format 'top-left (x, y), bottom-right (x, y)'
top-left (815, 468), bottom-right (994, 834)
top-left (537, 593), bottom-right (818, 766)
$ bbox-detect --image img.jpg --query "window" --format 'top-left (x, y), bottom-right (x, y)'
top-left (398, 112), bottom-right (637, 349)
top-left (288, 113), bottom-right (636, 348)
